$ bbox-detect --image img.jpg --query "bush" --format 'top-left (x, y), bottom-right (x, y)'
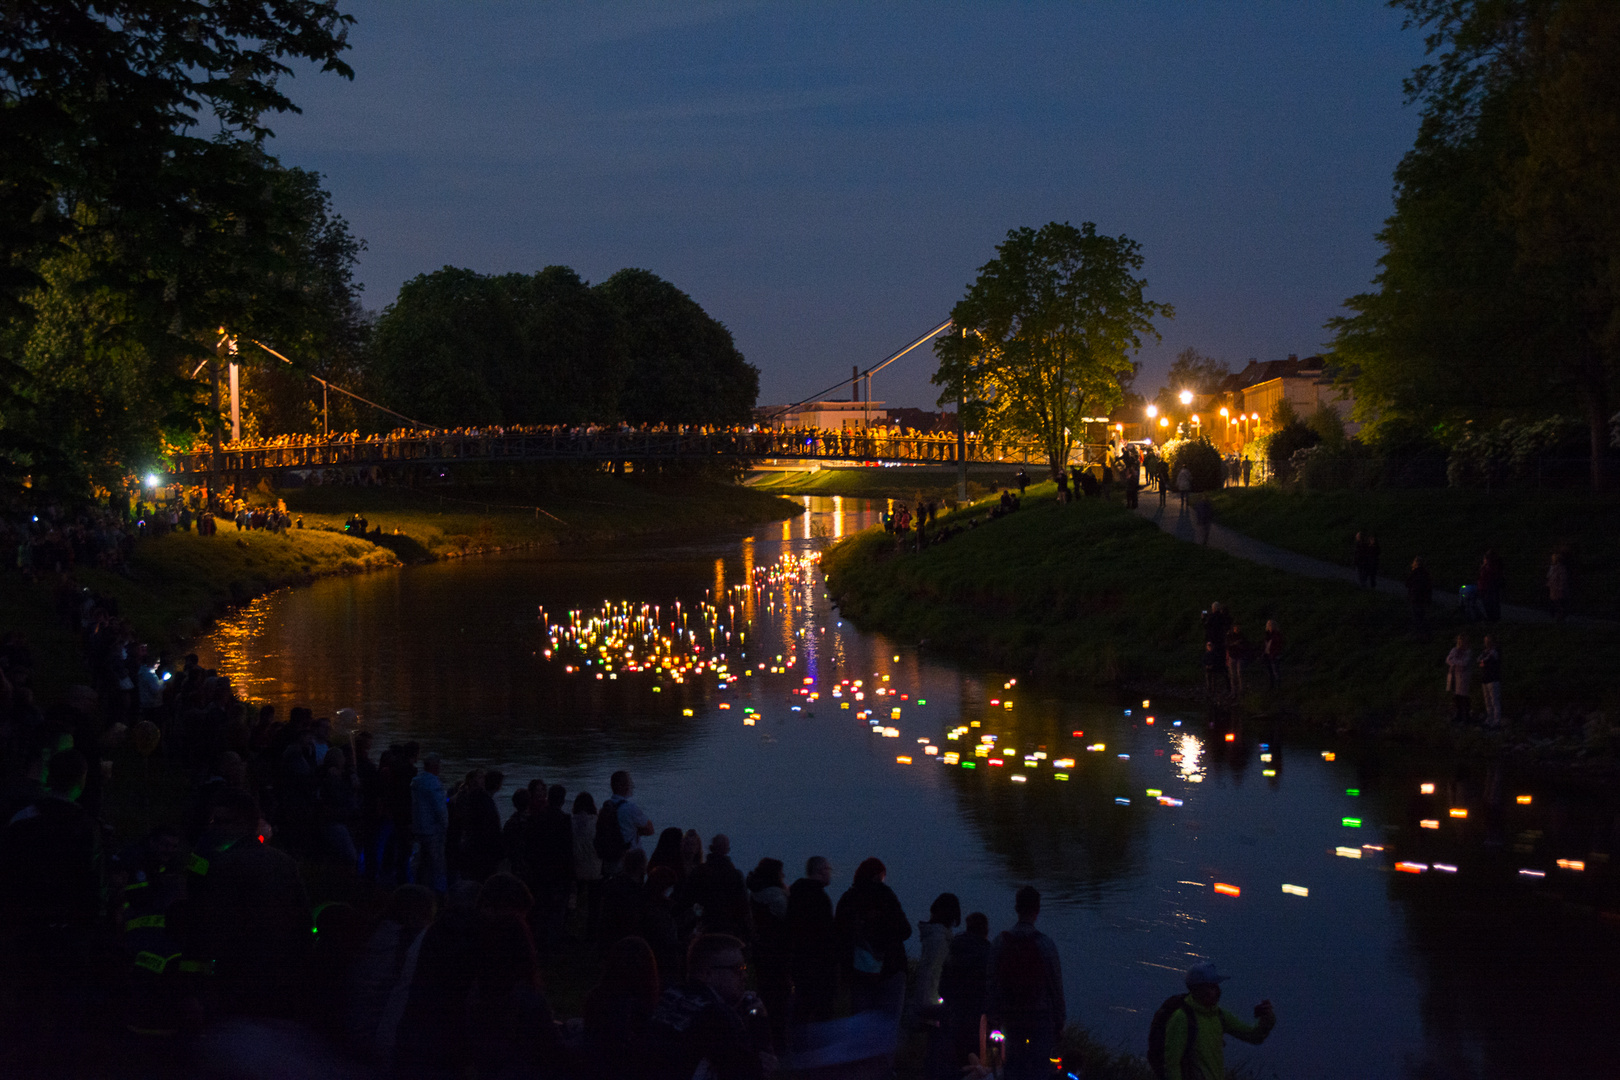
top-left (1290, 441), bottom-right (1376, 491)
top-left (1446, 416), bottom-right (1589, 487)
top-left (1363, 418), bottom-right (1449, 487)
top-left (1163, 437), bottom-right (1224, 492)
top-left (1264, 419), bottom-right (1320, 482)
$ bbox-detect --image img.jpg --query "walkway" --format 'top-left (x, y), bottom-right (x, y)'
top-left (1131, 490), bottom-right (1610, 628)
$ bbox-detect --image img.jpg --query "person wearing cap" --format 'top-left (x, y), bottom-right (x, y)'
top-left (1163, 961), bottom-right (1275, 1080)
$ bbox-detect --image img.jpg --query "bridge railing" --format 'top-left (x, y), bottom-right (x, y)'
top-left (165, 428), bottom-right (1077, 477)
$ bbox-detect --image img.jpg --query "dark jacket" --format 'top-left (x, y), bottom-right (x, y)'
top-left (834, 878), bottom-right (911, 979)
top-left (786, 878), bottom-right (837, 979)
top-left (939, 930), bottom-right (991, 1025)
top-left (458, 787), bottom-right (503, 880)
top-left (985, 921), bottom-right (1065, 1034)
top-left (687, 853), bottom-right (749, 937)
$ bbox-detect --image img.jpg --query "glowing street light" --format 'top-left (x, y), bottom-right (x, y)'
top-left (1219, 406), bottom-right (1229, 418)
top-left (1179, 389), bottom-right (1194, 406)
top-left (1158, 417), bottom-right (1170, 429)
top-left (144, 473), bottom-right (161, 489)
top-left (1146, 404), bottom-right (1158, 419)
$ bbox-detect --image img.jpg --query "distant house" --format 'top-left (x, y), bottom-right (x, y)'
top-left (1230, 354), bottom-right (1356, 432)
top-left (754, 400), bottom-right (887, 430)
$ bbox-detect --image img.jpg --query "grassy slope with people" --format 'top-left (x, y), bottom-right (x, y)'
top-left (824, 484), bottom-right (1618, 747)
top-left (1208, 488), bottom-right (1620, 620)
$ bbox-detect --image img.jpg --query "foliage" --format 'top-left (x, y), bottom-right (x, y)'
top-left (1329, 0), bottom-right (1620, 487)
top-left (1362, 417), bottom-right (1451, 487)
top-left (368, 266), bottom-right (760, 429)
top-left (933, 222), bottom-right (1171, 475)
top-left (1264, 418), bottom-right (1320, 483)
top-left (1163, 437), bottom-right (1224, 492)
top-left (1446, 415), bottom-right (1591, 487)
top-left (368, 266), bottom-right (623, 427)
top-left (0, 2), bottom-right (359, 493)
top-left (1157, 346), bottom-right (1229, 408)
top-left (595, 269), bottom-right (759, 425)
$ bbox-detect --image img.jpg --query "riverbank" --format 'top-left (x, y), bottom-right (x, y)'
top-left (823, 485), bottom-right (1619, 758)
top-left (0, 477), bottom-right (801, 678)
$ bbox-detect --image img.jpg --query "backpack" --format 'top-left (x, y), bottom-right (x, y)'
top-left (593, 798), bottom-right (628, 864)
top-left (1147, 994), bottom-right (1199, 1080)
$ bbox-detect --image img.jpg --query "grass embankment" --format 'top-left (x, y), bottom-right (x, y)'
top-left (281, 476), bottom-right (801, 562)
top-left (1210, 488), bottom-right (1620, 620)
top-left (824, 484), bottom-right (1619, 748)
top-left (748, 465), bottom-right (1021, 503)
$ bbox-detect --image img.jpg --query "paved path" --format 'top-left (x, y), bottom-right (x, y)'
top-left (1130, 490), bottom-right (1611, 628)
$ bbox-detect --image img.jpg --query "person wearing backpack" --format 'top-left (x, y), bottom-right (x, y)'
top-left (1149, 961), bottom-right (1274, 1080)
top-left (594, 770), bottom-right (653, 877)
top-left (985, 886), bottom-right (1064, 1080)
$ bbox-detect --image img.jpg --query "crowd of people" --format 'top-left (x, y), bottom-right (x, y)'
top-left (0, 597), bottom-right (1281, 1079)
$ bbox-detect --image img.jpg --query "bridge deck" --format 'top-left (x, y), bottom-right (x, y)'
top-left (165, 429), bottom-right (1106, 477)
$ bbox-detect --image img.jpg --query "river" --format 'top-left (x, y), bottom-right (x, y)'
top-left (198, 495), bottom-right (1619, 1078)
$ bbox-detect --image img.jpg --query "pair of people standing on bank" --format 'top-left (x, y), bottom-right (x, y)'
top-left (1445, 633), bottom-right (1503, 726)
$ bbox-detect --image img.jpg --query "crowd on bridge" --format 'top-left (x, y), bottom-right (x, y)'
top-left (166, 422), bottom-right (1055, 481)
top-left (0, 586), bottom-right (1278, 1080)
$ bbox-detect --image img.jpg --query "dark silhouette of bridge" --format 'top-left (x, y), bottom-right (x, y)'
top-left (163, 426), bottom-right (1087, 482)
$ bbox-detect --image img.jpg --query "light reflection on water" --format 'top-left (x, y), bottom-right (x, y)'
top-left (198, 495), bottom-right (1619, 1078)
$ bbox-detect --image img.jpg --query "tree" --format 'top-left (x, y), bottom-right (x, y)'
top-left (932, 222), bottom-right (1172, 475)
top-left (595, 269), bottom-right (758, 425)
top-left (1, 1), bottom-right (356, 493)
top-left (1163, 348), bottom-right (1230, 398)
top-left (369, 266), bottom-right (627, 427)
top-left (1330, 0), bottom-right (1620, 487)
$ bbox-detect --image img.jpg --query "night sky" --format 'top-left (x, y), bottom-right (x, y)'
top-left (271, 2), bottom-right (1426, 409)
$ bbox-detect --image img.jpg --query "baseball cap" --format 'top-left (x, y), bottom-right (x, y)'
top-left (1185, 961), bottom-right (1231, 989)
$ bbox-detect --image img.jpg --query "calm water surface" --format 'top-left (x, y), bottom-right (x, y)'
top-left (199, 496), bottom-right (1620, 1079)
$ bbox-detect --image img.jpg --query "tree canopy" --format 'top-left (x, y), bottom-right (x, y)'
top-left (933, 221), bottom-right (1171, 474)
top-left (367, 266), bottom-right (758, 428)
top-left (0, 1), bottom-right (360, 493)
top-left (1330, 0), bottom-right (1620, 487)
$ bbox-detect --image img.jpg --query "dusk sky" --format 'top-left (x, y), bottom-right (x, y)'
top-left (271, 2), bottom-right (1428, 410)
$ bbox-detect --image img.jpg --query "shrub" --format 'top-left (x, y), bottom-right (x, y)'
top-left (1163, 437), bottom-right (1224, 492)
top-left (1446, 416), bottom-right (1589, 488)
top-left (1265, 419), bottom-right (1320, 482)
top-left (1363, 418), bottom-right (1448, 488)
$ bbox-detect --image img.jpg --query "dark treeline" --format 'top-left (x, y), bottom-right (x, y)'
top-left (367, 265), bottom-right (759, 430)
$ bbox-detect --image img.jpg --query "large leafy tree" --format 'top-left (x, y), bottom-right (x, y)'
top-left (933, 222), bottom-right (1171, 475)
top-left (1330, 0), bottom-right (1620, 487)
top-left (596, 269), bottom-right (759, 425)
top-left (1, 1), bottom-right (356, 492)
top-left (370, 266), bottom-right (626, 427)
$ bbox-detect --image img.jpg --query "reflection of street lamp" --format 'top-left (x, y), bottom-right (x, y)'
top-left (1179, 389), bottom-right (1194, 406)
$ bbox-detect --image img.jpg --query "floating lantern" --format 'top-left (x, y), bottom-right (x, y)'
top-left (1343, 818), bottom-right (1362, 828)
top-left (1420, 820), bottom-right (1440, 830)
top-left (1557, 859), bottom-right (1585, 871)
top-left (1449, 809), bottom-right (1467, 819)
top-left (1335, 847), bottom-right (1362, 859)
top-left (1517, 795), bottom-right (1533, 805)
top-left (1281, 884), bottom-right (1308, 897)
top-left (896, 756), bottom-right (912, 764)
top-left (1213, 883), bottom-right (1241, 897)
top-left (1395, 862), bottom-right (1427, 874)
top-left (1420, 783), bottom-right (1435, 795)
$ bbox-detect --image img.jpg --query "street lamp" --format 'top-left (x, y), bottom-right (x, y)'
top-left (1179, 389), bottom-right (1194, 406)
top-left (1146, 404), bottom-right (1158, 419)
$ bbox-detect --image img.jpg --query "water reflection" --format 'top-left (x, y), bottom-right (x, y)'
top-left (198, 495), bottom-right (1620, 1077)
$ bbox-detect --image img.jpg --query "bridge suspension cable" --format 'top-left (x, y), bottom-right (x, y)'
top-left (250, 339), bottom-right (432, 433)
top-left (764, 318), bottom-right (954, 422)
